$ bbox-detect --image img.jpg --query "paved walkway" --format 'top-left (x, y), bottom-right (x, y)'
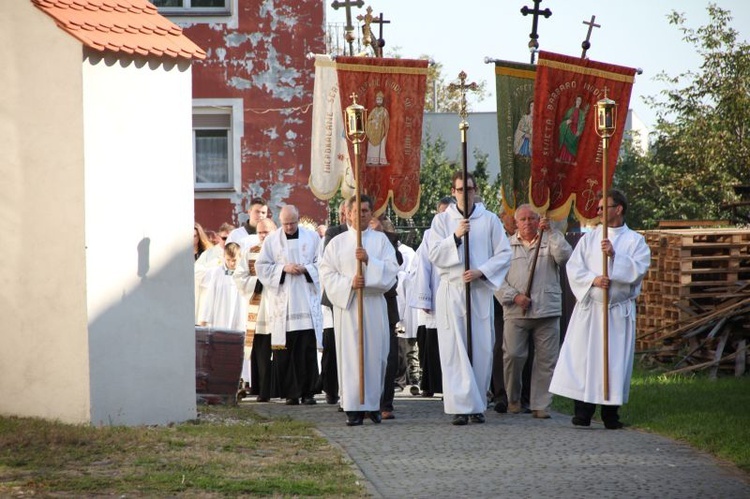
top-left (247, 392), bottom-right (749, 498)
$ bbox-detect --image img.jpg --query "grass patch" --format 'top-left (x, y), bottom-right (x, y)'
top-left (0, 405), bottom-right (364, 497)
top-left (552, 364), bottom-right (750, 473)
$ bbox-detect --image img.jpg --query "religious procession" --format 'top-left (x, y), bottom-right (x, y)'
top-left (180, 0), bottom-right (669, 432)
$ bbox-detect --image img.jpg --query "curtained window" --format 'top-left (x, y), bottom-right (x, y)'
top-left (193, 106), bottom-right (240, 192)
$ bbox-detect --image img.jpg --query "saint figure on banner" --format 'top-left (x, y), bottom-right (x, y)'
top-left (514, 100), bottom-right (534, 158)
top-left (366, 91), bottom-right (390, 166)
top-left (557, 95), bottom-right (589, 165)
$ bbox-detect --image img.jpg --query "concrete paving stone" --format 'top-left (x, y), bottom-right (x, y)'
top-left (246, 392), bottom-right (749, 498)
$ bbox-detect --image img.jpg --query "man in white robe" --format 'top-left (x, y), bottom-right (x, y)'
top-left (549, 189), bottom-right (650, 429)
top-left (410, 196), bottom-right (453, 398)
top-left (428, 172), bottom-right (512, 425)
top-left (256, 205), bottom-right (323, 405)
top-left (227, 197), bottom-right (269, 245)
top-left (319, 195), bottom-right (399, 426)
top-left (234, 218), bottom-right (277, 402)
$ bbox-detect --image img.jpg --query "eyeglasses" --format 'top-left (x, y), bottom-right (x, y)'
top-left (454, 187), bottom-right (476, 193)
top-left (596, 205), bottom-right (618, 212)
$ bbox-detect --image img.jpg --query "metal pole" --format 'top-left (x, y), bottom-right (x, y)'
top-left (601, 135), bottom-right (610, 402)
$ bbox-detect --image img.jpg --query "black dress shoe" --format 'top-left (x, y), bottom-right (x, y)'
top-left (368, 411), bottom-right (382, 424)
top-left (345, 412), bottom-right (364, 426)
top-left (494, 401), bottom-right (508, 413)
top-left (255, 396), bottom-right (270, 403)
top-left (325, 395), bottom-right (339, 405)
top-left (302, 397), bottom-right (317, 405)
top-left (451, 415), bottom-right (469, 426)
top-left (470, 413), bottom-right (485, 424)
top-left (285, 398), bottom-right (299, 405)
top-left (572, 416), bottom-right (591, 427)
top-left (604, 420), bottom-right (624, 430)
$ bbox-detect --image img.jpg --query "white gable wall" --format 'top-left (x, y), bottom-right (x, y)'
top-left (82, 52), bottom-right (197, 426)
top-left (0, 1), bottom-right (197, 426)
top-left (0, 1), bottom-right (91, 423)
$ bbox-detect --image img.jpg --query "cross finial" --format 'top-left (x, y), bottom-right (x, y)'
top-left (331, 0), bottom-right (365, 56)
top-left (521, 0), bottom-right (552, 64)
top-left (356, 6), bottom-right (374, 50)
top-left (448, 71), bottom-right (479, 122)
top-left (581, 15), bottom-right (601, 58)
top-left (371, 12), bottom-right (391, 58)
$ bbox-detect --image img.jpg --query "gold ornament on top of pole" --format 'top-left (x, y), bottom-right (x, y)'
top-left (344, 93), bottom-right (367, 404)
top-left (594, 88), bottom-right (617, 402)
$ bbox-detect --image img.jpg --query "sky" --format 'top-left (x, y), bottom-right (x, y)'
top-left (325, 0), bottom-right (750, 129)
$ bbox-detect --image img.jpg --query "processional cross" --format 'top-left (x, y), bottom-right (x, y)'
top-left (580, 15), bottom-right (601, 58)
top-left (448, 71), bottom-right (479, 363)
top-left (520, 0), bottom-right (552, 64)
top-left (371, 12), bottom-right (391, 58)
top-left (331, 0), bottom-right (364, 56)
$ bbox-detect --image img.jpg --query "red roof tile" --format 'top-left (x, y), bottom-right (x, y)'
top-left (33, 0), bottom-right (206, 60)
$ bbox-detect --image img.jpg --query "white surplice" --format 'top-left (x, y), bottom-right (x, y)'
top-left (197, 264), bottom-right (247, 331)
top-left (319, 228), bottom-right (399, 412)
top-left (255, 226), bottom-right (323, 348)
top-left (549, 224), bottom-right (651, 405)
top-left (428, 203), bottom-right (511, 415)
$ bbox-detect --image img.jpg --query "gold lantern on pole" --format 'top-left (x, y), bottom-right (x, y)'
top-left (595, 90), bottom-right (617, 402)
top-left (344, 93), bottom-right (367, 404)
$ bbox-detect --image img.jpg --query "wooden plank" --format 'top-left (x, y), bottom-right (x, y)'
top-left (709, 330), bottom-right (730, 379)
top-left (736, 339), bottom-right (747, 376)
top-left (664, 344), bottom-right (750, 376)
top-left (658, 220), bottom-right (730, 229)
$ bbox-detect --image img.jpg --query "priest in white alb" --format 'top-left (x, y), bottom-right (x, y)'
top-left (549, 189), bottom-right (650, 429)
top-left (319, 195), bottom-right (399, 427)
top-left (256, 205), bottom-right (323, 406)
top-left (428, 172), bottom-right (511, 426)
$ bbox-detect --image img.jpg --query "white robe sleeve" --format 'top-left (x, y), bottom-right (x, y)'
top-left (233, 248), bottom-right (258, 299)
top-left (476, 215), bottom-right (512, 291)
top-left (410, 237), bottom-right (433, 310)
top-left (255, 231), bottom-right (285, 290)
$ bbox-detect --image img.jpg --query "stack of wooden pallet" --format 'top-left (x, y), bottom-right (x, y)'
top-left (636, 228), bottom-right (750, 376)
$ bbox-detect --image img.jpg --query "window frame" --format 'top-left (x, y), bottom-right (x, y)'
top-left (193, 99), bottom-right (243, 198)
top-left (150, 0), bottom-right (237, 26)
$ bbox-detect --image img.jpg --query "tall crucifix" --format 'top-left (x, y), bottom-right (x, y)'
top-left (331, 0), bottom-right (364, 56)
top-left (447, 71), bottom-right (479, 364)
top-left (581, 15), bottom-right (601, 58)
top-left (371, 12), bottom-right (391, 58)
top-left (520, 0), bottom-right (552, 64)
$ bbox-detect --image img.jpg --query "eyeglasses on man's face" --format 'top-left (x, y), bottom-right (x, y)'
top-left (596, 205), bottom-right (618, 212)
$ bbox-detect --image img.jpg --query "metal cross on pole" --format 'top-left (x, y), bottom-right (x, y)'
top-left (581, 15), bottom-right (601, 58)
top-left (520, 0), bottom-right (552, 64)
top-left (371, 12), bottom-right (391, 58)
top-left (448, 70), bottom-right (479, 364)
top-left (356, 6), bottom-right (374, 53)
top-left (331, 0), bottom-right (364, 56)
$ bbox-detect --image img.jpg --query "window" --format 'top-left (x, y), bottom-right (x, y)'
top-left (193, 100), bottom-right (243, 195)
top-left (150, 0), bottom-right (230, 16)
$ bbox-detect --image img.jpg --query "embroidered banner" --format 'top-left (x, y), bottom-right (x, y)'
top-left (309, 56), bottom-right (429, 217)
top-left (530, 51), bottom-right (636, 224)
top-left (494, 59), bottom-right (536, 215)
top-left (309, 55), bottom-right (355, 201)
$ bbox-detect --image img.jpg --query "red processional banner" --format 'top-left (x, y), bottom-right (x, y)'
top-left (309, 56), bottom-right (428, 217)
top-left (530, 51), bottom-right (636, 224)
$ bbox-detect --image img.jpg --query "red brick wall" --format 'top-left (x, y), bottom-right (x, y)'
top-left (185, 1), bottom-right (329, 231)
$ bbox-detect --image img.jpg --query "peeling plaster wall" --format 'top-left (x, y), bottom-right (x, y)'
top-left (183, 1), bottom-right (327, 229)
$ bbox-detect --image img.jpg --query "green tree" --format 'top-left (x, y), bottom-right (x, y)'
top-left (617, 5), bottom-right (750, 227)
